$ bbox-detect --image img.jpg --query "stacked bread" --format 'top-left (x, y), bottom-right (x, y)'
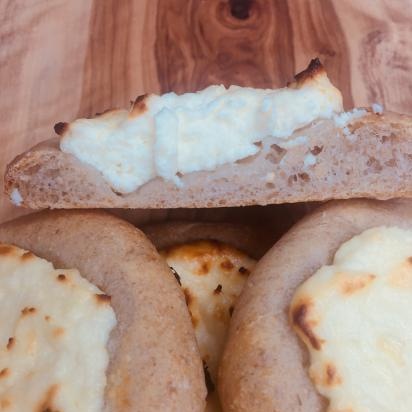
top-left (1, 59), bottom-right (411, 412)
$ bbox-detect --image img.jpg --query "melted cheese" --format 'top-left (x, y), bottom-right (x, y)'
top-left (162, 240), bottom-right (255, 408)
top-left (0, 244), bottom-right (116, 411)
top-left (290, 227), bottom-right (412, 412)
top-left (60, 70), bottom-right (342, 193)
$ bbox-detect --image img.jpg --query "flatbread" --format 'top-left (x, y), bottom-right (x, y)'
top-left (219, 198), bottom-right (412, 412)
top-left (0, 210), bottom-right (206, 412)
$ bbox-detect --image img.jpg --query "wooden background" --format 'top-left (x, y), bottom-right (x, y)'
top-left (1, 0), bottom-right (411, 223)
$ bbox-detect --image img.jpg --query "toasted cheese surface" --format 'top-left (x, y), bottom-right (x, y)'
top-left (60, 68), bottom-right (342, 193)
top-left (290, 227), bottom-right (412, 412)
top-left (162, 241), bottom-right (255, 391)
top-left (0, 244), bottom-right (116, 411)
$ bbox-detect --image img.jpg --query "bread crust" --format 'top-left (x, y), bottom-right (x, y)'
top-left (218, 198), bottom-right (412, 412)
top-left (0, 210), bottom-right (207, 412)
top-left (5, 111), bottom-right (412, 209)
top-left (143, 221), bottom-right (275, 259)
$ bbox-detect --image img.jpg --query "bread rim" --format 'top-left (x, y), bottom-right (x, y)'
top-left (143, 220), bottom-right (276, 260)
top-left (218, 198), bottom-right (412, 412)
top-left (0, 209), bottom-right (206, 411)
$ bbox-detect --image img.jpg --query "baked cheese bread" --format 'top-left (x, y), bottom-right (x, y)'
top-left (219, 198), bottom-right (412, 412)
top-left (0, 210), bottom-right (207, 412)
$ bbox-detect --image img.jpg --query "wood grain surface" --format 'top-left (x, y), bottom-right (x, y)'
top-left (1, 0), bottom-right (411, 223)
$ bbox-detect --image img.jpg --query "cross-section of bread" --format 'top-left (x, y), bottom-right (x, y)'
top-left (218, 198), bottom-right (412, 412)
top-left (0, 210), bottom-right (206, 412)
top-left (4, 111), bottom-right (412, 209)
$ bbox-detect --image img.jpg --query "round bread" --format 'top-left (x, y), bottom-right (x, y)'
top-left (143, 221), bottom-right (275, 260)
top-left (0, 210), bottom-right (206, 412)
top-left (218, 198), bottom-right (412, 412)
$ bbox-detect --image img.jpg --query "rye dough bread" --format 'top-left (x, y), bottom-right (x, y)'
top-left (218, 198), bottom-right (412, 412)
top-left (4, 111), bottom-right (412, 209)
top-left (0, 210), bottom-right (206, 412)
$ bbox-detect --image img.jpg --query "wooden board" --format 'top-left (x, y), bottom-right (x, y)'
top-left (1, 0), bottom-right (411, 223)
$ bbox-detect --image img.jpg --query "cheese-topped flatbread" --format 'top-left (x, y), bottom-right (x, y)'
top-left (0, 243), bottom-right (116, 411)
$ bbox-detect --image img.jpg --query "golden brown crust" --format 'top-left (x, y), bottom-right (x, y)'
top-left (290, 299), bottom-right (324, 351)
top-left (219, 198), bottom-right (412, 412)
top-left (4, 111), bottom-right (412, 209)
top-left (0, 210), bottom-right (207, 412)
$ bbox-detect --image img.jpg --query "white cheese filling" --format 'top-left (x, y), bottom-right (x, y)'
top-left (290, 227), bottom-right (412, 412)
top-left (162, 241), bottom-right (255, 386)
top-left (0, 244), bottom-right (116, 411)
top-left (60, 71), bottom-right (343, 193)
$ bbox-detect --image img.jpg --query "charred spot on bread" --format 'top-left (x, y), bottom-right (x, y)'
top-left (111, 188), bottom-right (127, 197)
top-left (53, 122), bottom-right (68, 136)
top-left (21, 307), bottom-right (36, 316)
top-left (130, 94), bottom-right (148, 117)
top-left (229, 305), bottom-right (234, 317)
top-left (238, 266), bottom-right (250, 276)
top-left (95, 293), bottom-right (111, 304)
top-left (57, 274), bottom-right (67, 282)
top-left (203, 362), bottom-right (215, 394)
top-left (214, 284), bottom-right (223, 294)
top-left (170, 267), bottom-right (182, 285)
top-left (7, 337), bottom-right (15, 350)
top-left (290, 58), bottom-right (325, 88)
top-left (183, 288), bottom-right (193, 307)
top-left (291, 301), bottom-right (324, 350)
